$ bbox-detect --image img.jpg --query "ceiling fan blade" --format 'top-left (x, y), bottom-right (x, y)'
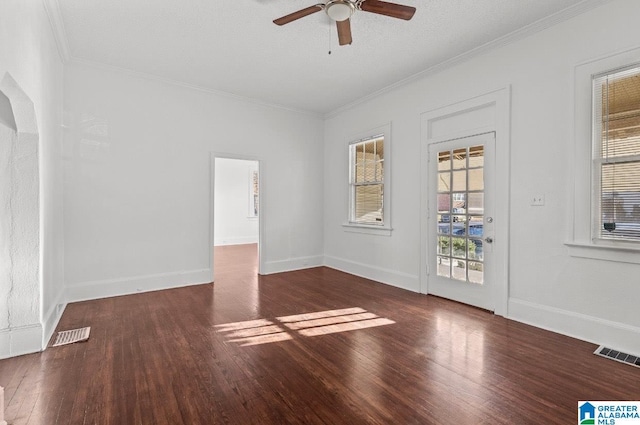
top-left (273, 5), bottom-right (323, 26)
top-left (359, 0), bottom-right (416, 20)
top-left (336, 19), bottom-right (352, 46)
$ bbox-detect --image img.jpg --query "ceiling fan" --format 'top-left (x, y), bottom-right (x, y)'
top-left (273, 0), bottom-right (416, 46)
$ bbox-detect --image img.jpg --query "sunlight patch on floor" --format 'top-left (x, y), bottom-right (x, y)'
top-left (216, 307), bottom-right (395, 347)
top-left (277, 307), bottom-right (367, 323)
top-left (283, 312), bottom-right (378, 330)
top-left (298, 318), bottom-right (395, 337)
top-left (224, 324), bottom-right (284, 339)
top-left (214, 318), bottom-right (274, 332)
top-left (228, 332), bottom-right (293, 346)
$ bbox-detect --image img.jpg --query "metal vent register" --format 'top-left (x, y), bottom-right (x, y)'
top-left (51, 327), bottom-right (91, 347)
top-left (594, 345), bottom-right (640, 368)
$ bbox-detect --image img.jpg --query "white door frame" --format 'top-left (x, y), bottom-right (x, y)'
top-left (210, 153), bottom-right (265, 282)
top-left (419, 87), bottom-right (511, 317)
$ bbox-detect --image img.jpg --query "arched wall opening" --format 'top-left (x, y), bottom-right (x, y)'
top-left (0, 72), bottom-right (42, 359)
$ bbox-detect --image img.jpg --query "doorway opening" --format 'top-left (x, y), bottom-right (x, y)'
top-left (211, 156), bottom-right (262, 282)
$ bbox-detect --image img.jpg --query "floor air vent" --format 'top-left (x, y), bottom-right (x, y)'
top-left (51, 327), bottom-right (91, 347)
top-left (594, 345), bottom-right (640, 368)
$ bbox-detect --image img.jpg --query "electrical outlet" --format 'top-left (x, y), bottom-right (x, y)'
top-left (531, 194), bottom-right (545, 206)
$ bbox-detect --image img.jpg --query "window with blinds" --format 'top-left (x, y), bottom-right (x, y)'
top-left (593, 65), bottom-right (640, 242)
top-left (349, 135), bottom-right (384, 225)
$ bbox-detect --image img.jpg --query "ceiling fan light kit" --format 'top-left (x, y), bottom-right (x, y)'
top-left (326, 0), bottom-right (355, 21)
top-left (273, 0), bottom-right (416, 46)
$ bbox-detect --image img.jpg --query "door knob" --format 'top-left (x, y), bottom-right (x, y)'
top-left (484, 237), bottom-right (494, 243)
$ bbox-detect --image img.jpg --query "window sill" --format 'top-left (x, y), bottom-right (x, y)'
top-left (565, 241), bottom-right (640, 265)
top-left (342, 223), bottom-right (393, 236)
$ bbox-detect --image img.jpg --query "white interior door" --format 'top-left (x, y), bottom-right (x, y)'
top-left (427, 133), bottom-right (496, 311)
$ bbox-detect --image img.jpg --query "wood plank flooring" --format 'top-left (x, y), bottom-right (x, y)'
top-left (1, 243), bottom-right (639, 424)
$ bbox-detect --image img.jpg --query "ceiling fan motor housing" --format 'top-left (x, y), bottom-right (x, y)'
top-left (273, 0), bottom-right (416, 46)
top-left (326, 0), bottom-right (355, 21)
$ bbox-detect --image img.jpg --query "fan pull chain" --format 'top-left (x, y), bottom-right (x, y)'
top-left (328, 23), bottom-right (332, 55)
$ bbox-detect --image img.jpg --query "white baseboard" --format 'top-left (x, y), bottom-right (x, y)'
top-left (262, 255), bottom-right (324, 275)
top-left (0, 324), bottom-right (43, 359)
top-left (323, 255), bottom-right (419, 293)
top-left (508, 298), bottom-right (640, 356)
top-left (65, 268), bottom-right (212, 303)
top-left (214, 237), bottom-right (258, 246)
top-left (42, 288), bottom-right (67, 349)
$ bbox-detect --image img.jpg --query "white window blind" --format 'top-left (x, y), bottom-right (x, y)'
top-left (350, 135), bottom-right (384, 225)
top-left (593, 65), bottom-right (640, 242)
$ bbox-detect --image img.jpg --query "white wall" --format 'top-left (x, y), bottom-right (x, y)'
top-left (214, 158), bottom-right (259, 246)
top-left (0, 0), bottom-right (65, 358)
top-left (63, 61), bottom-right (325, 301)
top-left (324, 0), bottom-right (640, 355)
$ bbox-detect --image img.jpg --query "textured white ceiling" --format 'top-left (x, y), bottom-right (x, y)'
top-left (55, 0), bottom-right (603, 114)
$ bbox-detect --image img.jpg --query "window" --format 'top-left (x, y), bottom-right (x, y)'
top-left (349, 134), bottom-right (385, 225)
top-left (248, 169), bottom-right (259, 217)
top-left (569, 49), bottom-right (640, 263)
top-left (592, 65), bottom-right (640, 243)
top-left (343, 123), bottom-right (391, 235)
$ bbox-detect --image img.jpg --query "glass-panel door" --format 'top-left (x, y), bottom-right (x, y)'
top-left (428, 133), bottom-right (495, 310)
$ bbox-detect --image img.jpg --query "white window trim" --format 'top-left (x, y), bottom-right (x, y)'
top-left (568, 46), bottom-right (640, 264)
top-left (343, 123), bottom-right (392, 236)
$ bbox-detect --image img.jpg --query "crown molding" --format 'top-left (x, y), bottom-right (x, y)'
top-left (325, 0), bottom-right (615, 119)
top-left (41, 0), bottom-right (71, 62)
top-left (67, 58), bottom-right (323, 118)
top-left (38, 0), bottom-right (613, 118)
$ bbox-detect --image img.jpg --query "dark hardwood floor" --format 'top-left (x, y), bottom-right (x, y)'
top-left (1, 243), bottom-right (639, 424)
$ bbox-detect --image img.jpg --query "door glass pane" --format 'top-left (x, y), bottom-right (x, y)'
top-left (452, 223), bottom-right (466, 237)
top-left (451, 237), bottom-right (466, 258)
top-left (452, 148), bottom-right (467, 169)
top-left (452, 170), bottom-right (466, 191)
top-left (437, 193), bottom-right (451, 213)
top-left (468, 217), bottom-right (483, 237)
top-left (452, 259), bottom-right (467, 281)
top-left (452, 193), bottom-right (466, 214)
top-left (438, 151), bottom-right (451, 171)
top-left (468, 262), bottom-right (483, 284)
top-left (438, 237), bottom-right (450, 255)
top-left (468, 193), bottom-right (484, 215)
top-left (468, 145), bottom-right (484, 168)
top-left (470, 238), bottom-right (483, 261)
top-left (435, 146), bottom-right (484, 284)
top-left (452, 216), bottom-right (466, 237)
top-left (468, 169), bottom-right (484, 191)
top-left (437, 257), bottom-right (451, 278)
top-left (438, 215), bottom-right (451, 234)
top-left (438, 172), bottom-right (451, 192)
